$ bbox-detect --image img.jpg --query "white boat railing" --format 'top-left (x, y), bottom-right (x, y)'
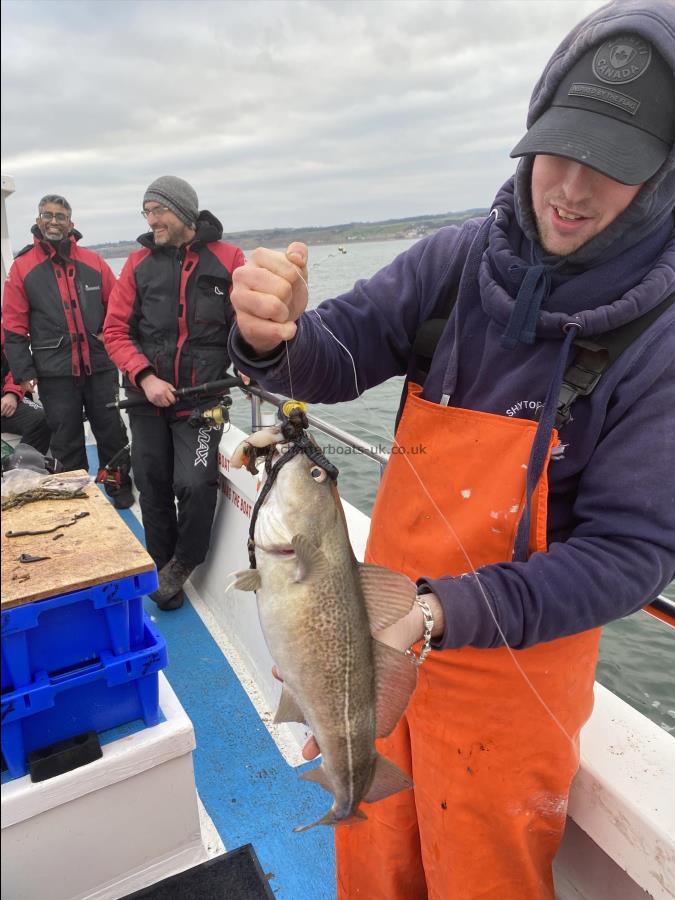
top-left (247, 384), bottom-right (390, 466)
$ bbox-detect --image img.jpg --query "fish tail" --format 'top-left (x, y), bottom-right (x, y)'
top-left (293, 807), bottom-right (367, 833)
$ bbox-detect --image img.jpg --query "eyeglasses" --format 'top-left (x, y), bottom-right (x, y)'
top-left (39, 212), bottom-right (70, 223)
top-left (141, 205), bottom-right (171, 220)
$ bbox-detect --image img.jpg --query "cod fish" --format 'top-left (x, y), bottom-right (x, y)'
top-left (232, 433), bottom-right (419, 832)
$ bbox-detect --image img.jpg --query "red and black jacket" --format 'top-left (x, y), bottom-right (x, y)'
top-left (103, 211), bottom-right (245, 409)
top-left (2, 337), bottom-right (24, 401)
top-left (3, 227), bottom-right (117, 382)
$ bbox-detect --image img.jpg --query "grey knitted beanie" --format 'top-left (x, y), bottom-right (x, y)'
top-left (143, 176), bottom-right (199, 228)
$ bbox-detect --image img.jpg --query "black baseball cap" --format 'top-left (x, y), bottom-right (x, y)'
top-left (511, 34), bottom-right (675, 185)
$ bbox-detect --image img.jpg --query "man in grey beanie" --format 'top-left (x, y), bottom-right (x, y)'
top-left (143, 175), bottom-right (199, 235)
top-left (104, 176), bottom-right (245, 610)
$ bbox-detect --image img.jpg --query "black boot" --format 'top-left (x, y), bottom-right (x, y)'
top-left (149, 557), bottom-right (193, 608)
top-left (109, 482), bottom-right (135, 509)
top-left (153, 588), bottom-right (185, 611)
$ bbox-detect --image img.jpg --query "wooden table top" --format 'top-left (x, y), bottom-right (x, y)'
top-left (1, 475), bottom-right (154, 610)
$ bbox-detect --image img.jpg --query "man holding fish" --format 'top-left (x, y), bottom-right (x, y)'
top-left (229, 1), bottom-right (675, 897)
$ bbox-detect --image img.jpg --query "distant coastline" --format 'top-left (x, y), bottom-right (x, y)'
top-left (87, 208), bottom-right (488, 258)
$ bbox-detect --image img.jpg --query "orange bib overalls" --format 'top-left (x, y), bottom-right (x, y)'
top-left (335, 383), bottom-right (601, 899)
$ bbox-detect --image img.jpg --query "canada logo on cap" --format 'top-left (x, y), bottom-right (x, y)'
top-left (593, 35), bottom-right (651, 85)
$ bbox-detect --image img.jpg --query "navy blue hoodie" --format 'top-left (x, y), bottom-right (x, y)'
top-left (230, 0), bottom-right (675, 650)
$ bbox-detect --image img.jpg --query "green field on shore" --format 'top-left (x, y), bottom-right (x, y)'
top-left (88, 208), bottom-right (488, 258)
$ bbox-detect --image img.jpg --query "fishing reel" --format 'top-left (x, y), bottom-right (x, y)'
top-left (95, 466), bottom-right (123, 488)
top-left (95, 443), bottom-right (130, 486)
top-left (188, 395), bottom-right (232, 428)
top-left (278, 400), bottom-right (309, 442)
top-left (276, 400), bottom-right (339, 481)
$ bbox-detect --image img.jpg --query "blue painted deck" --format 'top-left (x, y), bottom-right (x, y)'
top-left (93, 465), bottom-right (336, 898)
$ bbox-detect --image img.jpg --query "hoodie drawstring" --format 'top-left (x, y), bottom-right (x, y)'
top-left (512, 322), bottom-right (581, 562)
top-left (500, 264), bottom-right (552, 349)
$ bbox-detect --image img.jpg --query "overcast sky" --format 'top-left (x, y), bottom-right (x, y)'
top-left (2, 0), bottom-right (606, 248)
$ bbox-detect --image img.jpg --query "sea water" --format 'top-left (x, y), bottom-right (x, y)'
top-left (108, 239), bottom-right (674, 735)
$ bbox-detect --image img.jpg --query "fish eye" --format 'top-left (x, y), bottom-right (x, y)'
top-left (310, 466), bottom-right (328, 483)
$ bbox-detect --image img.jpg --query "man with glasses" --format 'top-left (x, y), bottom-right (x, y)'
top-left (3, 194), bottom-right (133, 507)
top-left (104, 176), bottom-right (245, 610)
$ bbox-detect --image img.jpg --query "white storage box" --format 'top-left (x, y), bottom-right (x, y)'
top-left (1, 673), bottom-right (206, 900)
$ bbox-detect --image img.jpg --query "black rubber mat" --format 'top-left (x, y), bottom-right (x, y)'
top-left (121, 844), bottom-right (275, 899)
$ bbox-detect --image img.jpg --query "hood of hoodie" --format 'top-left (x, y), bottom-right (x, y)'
top-left (137, 209), bottom-right (223, 250)
top-left (514, 0), bottom-right (675, 268)
top-left (482, 178), bottom-right (674, 337)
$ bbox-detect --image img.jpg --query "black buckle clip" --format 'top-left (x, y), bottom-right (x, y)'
top-left (555, 344), bottom-right (608, 429)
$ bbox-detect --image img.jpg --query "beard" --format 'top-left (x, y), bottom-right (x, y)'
top-left (152, 220), bottom-right (192, 248)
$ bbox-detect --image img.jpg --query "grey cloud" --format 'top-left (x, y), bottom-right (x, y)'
top-left (2, 0), bottom-right (605, 247)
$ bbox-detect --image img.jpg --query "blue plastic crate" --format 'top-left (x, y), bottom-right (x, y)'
top-left (1, 615), bottom-right (167, 779)
top-left (1, 569), bottom-right (158, 692)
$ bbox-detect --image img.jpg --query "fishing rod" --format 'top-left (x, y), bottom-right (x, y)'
top-left (106, 376), bottom-right (246, 410)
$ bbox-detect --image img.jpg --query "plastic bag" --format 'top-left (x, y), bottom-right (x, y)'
top-left (1, 468), bottom-right (45, 498)
top-left (1, 440), bottom-right (92, 504)
top-left (2, 443), bottom-right (50, 474)
top-left (1, 469), bottom-right (91, 500)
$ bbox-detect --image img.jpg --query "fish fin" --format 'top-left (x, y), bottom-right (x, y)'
top-left (231, 568), bottom-right (262, 592)
top-left (357, 563), bottom-right (417, 632)
top-left (293, 806), bottom-right (367, 833)
top-left (362, 753), bottom-right (413, 805)
top-left (298, 763), bottom-right (331, 793)
top-left (273, 685), bottom-right (307, 725)
top-left (372, 639), bottom-right (418, 737)
top-left (292, 534), bottom-right (329, 582)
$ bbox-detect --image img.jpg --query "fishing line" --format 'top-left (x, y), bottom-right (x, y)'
top-left (284, 279), bottom-right (399, 452)
top-left (284, 342), bottom-right (295, 401)
top-left (288, 265), bottom-right (372, 433)
top-left (310, 309), bottom-right (362, 398)
top-left (281, 263), bottom-right (576, 747)
top-left (285, 267), bottom-right (354, 400)
top-left (281, 250), bottom-right (338, 403)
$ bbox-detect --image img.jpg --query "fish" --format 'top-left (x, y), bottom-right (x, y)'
top-left (232, 432), bottom-right (419, 831)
